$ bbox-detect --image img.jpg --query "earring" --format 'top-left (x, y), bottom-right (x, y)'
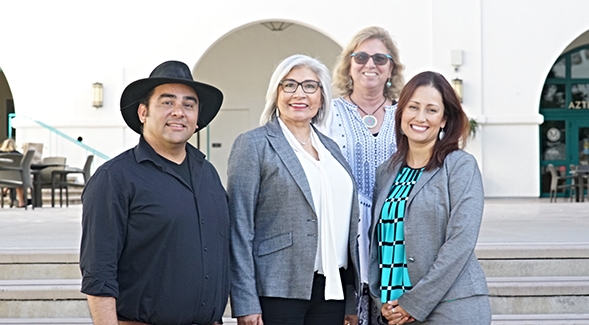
top-left (386, 78), bottom-right (392, 88)
top-left (439, 128), bottom-right (445, 140)
top-left (349, 77), bottom-right (353, 86)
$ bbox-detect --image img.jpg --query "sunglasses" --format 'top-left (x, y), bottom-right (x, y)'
top-left (350, 52), bottom-right (393, 66)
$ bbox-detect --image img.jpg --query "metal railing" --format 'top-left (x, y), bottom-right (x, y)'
top-left (8, 113), bottom-right (111, 161)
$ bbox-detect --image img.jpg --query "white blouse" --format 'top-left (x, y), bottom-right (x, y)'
top-left (278, 117), bottom-right (354, 300)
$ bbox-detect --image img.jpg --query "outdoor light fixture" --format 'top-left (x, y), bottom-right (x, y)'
top-left (451, 78), bottom-right (463, 103)
top-left (450, 50), bottom-right (463, 103)
top-left (261, 21), bottom-right (293, 31)
top-left (93, 82), bottom-right (103, 108)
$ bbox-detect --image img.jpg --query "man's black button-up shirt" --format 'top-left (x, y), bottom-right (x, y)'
top-left (80, 136), bottom-right (230, 325)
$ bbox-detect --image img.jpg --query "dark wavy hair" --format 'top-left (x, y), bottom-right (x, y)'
top-left (391, 71), bottom-right (469, 171)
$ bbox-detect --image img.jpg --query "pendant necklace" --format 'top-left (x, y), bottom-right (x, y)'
top-left (349, 96), bottom-right (387, 129)
top-left (297, 132), bottom-right (311, 146)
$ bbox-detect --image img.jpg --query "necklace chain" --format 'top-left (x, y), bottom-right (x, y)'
top-left (349, 96), bottom-right (387, 116)
top-left (297, 133), bottom-right (311, 146)
top-left (349, 96), bottom-right (387, 129)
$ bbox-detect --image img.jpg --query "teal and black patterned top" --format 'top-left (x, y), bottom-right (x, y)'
top-left (378, 166), bottom-right (423, 303)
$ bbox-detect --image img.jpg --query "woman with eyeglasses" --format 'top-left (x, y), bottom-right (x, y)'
top-left (372, 72), bottom-right (490, 325)
top-left (228, 54), bottom-right (360, 325)
top-left (324, 26), bottom-right (405, 325)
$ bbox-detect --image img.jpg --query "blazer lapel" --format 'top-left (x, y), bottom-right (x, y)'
top-left (372, 161), bottom-right (441, 238)
top-left (315, 126), bottom-right (353, 178)
top-left (265, 118), bottom-right (316, 212)
top-left (406, 166), bottom-right (440, 207)
top-left (372, 162), bottom-right (401, 235)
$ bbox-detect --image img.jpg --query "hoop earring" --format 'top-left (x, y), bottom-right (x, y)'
top-left (438, 128), bottom-right (445, 140)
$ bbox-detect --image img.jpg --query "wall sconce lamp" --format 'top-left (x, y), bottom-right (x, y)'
top-left (93, 82), bottom-right (103, 108)
top-left (450, 50), bottom-right (463, 103)
top-left (451, 78), bottom-right (463, 103)
top-left (261, 21), bottom-right (293, 31)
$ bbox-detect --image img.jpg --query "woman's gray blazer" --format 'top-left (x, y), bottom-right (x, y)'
top-left (228, 117), bottom-right (360, 318)
top-left (369, 150), bottom-right (489, 322)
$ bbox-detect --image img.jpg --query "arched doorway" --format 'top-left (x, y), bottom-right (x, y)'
top-left (191, 21), bottom-right (342, 185)
top-left (0, 67), bottom-right (14, 140)
top-left (539, 44), bottom-right (589, 196)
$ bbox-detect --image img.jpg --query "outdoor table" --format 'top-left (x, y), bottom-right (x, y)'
top-left (30, 163), bottom-right (65, 207)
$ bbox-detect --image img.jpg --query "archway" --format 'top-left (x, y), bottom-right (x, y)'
top-left (0, 67), bottom-right (14, 141)
top-left (191, 21), bottom-right (342, 185)
top-left (539, 31), bottom-right (589, 197)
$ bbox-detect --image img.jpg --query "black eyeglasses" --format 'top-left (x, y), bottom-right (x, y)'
top-left (350, 52), bottom-right (393, 66)
top-left (279, 79), bottom-right (322, 94)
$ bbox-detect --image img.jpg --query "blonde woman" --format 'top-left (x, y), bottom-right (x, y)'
top-left (324, 26), bottom-right (405, 325)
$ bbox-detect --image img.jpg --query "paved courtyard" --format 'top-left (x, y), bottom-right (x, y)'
top-left (0, 198), bottom-right (588, 250)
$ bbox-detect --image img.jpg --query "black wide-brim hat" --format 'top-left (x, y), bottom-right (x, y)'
top-left (120, 60), bottom-right (223, 134)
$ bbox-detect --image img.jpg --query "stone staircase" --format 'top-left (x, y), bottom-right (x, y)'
top-left (1, 242), bottom-right (588, 324)
top-left (478, 242), bottom-right (589, 324)
top-left (0, 248), bottom-right (236, 324)
top-left (0, 249), bottom-right (90, 324)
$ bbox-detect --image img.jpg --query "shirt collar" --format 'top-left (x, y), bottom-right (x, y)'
top-left (134, 136), bottom-right (205, 167)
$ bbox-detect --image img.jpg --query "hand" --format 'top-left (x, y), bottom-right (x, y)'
top-left (344, 314), bottom-right (359, 325)
top-left (381, 300), bottom-right (414, 324)
top-left (237, 313), bottom-right (264, 325)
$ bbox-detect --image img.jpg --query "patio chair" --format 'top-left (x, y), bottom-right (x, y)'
top-left (38, 157), bottom-right (66, 207)
top-left (0, 153), bottom-right (23, 207)
top-left (0, 150), bottom-right (35, 209)
top-left (574, 164), bottom-right (589, 202)
top-left (547, 164), bottom-right (576, 203)
top-left (51, 155), bottom-right (93, 207)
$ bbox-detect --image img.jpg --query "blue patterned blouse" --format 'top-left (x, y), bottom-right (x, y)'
top-left (326, 97), bottom-right (398, 200)
top-left (379, 166), bottom-right (423, 303)
top-left (325, 97), bottom-right (398, 284)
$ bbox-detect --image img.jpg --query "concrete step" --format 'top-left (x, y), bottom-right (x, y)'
top-left (0, 300), bottom-right (89, 319)
top-left (477, 242), bottom-right (589, 277)
top-left (488, 276), bottom-right (589, 314)
top-left (0, 318), bottom-right (238, 324)
top-left (491, 314), bottom-right (589, 324)
top-left (488, 276), bottom-right (589, 296)
top-left (476, 242), bottom-right (589, 259)
top-left (0, 263), bottom-right (80, 280)
top-left (0, 249), bottom-right (80, 280)
top-left (0, 278), bottom-right (234, 319)
top-left (0, 279), bottom-right (84, 300)
top-left (490, 296), bottom-right (589, 317)
top-left (0, 318), bottom-right (93, 324)
top-left (0, 249), bottom-right (78, 263)
top-left (480, 258), bottom-right (589, 277)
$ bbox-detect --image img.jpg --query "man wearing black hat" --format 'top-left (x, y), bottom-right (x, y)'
top-left (79, 61), bottom-right (229, 325)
